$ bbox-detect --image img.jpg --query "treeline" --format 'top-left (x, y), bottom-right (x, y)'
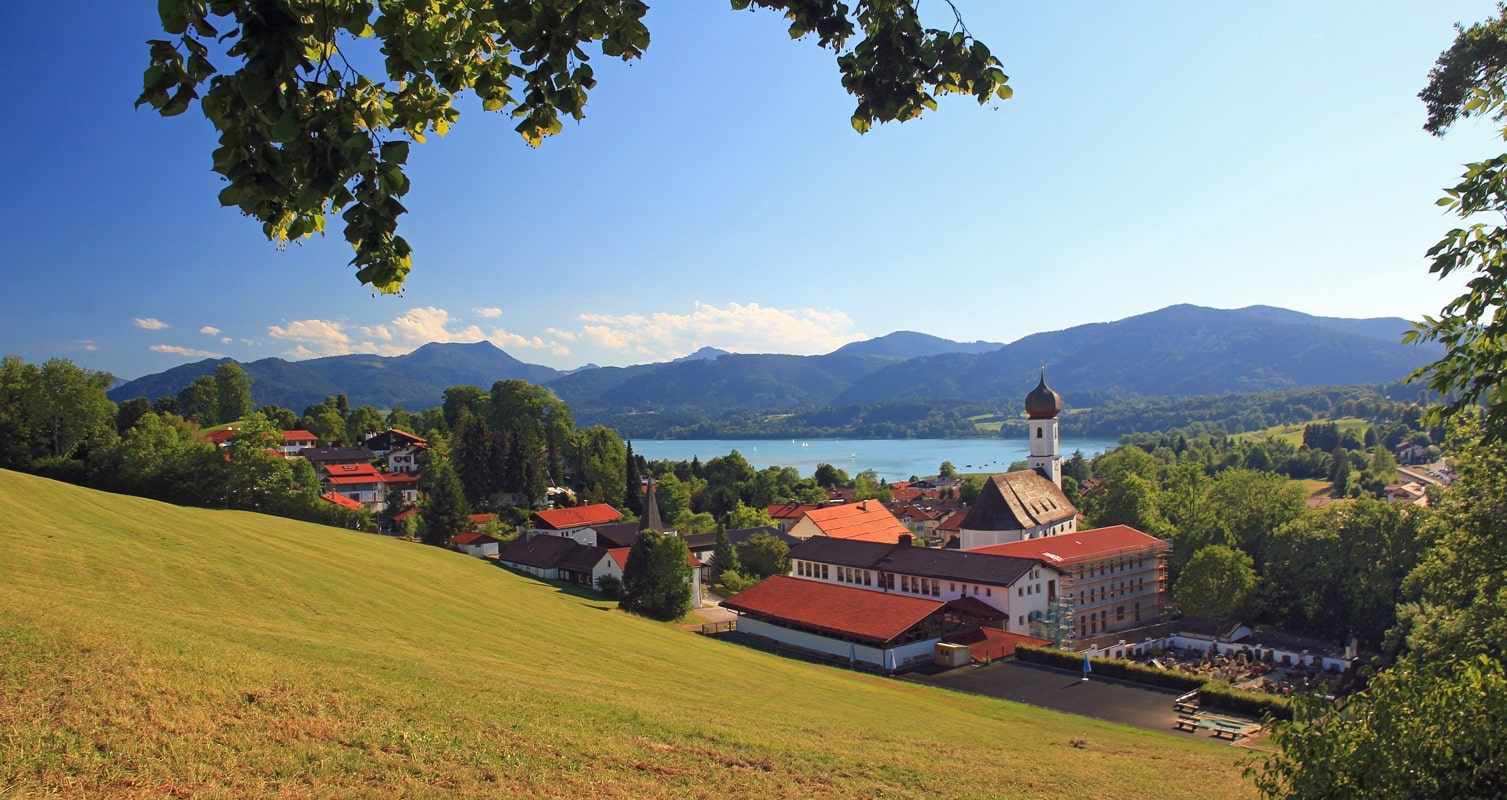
top-left (1053, 384), bottom-right (1433, 439)
top-left (1071, 440), bottom-right (1424, 650)
top-left (0, 356), bottom-right (368, 529)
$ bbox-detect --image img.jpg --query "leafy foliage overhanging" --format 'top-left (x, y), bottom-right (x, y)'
top-left (139, 0), bottom-right (1010, 292)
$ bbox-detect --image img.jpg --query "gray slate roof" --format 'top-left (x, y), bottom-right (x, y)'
top-left (961, 470), bottom-right (1077, 531)
top-left (789, 536), bottom-right (1045, 586)
top-left (498, 533), bottom-right (579, 570)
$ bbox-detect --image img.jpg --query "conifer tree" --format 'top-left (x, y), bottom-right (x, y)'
top-left (419, 453), bottom-right (471, 547)
top-left (708, 523), bottom-right (741, 580)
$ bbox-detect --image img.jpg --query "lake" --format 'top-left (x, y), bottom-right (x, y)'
top-left (629, 437), bottom-right (1122, 482)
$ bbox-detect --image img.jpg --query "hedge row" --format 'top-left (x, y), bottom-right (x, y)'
top-left (1198, 681), bottom-right (1293, 721)
top-left (1015, 644), bottom-right (1209, 692)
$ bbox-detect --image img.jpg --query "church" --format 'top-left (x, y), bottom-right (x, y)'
top-left (955, 372), bottom-right (1080, 550)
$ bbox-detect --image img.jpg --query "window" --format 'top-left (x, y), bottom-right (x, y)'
top-left (901, 575), bottom-right (910, 592)
top-left (1116, 605), bottom-right (1125, 621)
top-left (821, 564), bottom-right (829, 580)
top-left (864, 570), bottom-right (872, 586)
top-left (1019, 615), bottom-right (1025, 626)
top-left (985, 587), bottom-right (991, 597)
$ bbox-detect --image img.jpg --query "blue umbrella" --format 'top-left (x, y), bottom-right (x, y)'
top-left (1082, 651), bottom-right (1092, 681)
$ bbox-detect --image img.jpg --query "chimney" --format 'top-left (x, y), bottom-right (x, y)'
top-left (898, 533), bottom-right (912, 547)
top-left (861, 500), bottom-right (869, 511)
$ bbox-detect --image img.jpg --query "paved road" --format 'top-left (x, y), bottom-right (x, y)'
top-left (913, 661), bottom-right (1199, 735)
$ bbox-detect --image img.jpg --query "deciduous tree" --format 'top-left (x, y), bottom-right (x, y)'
top-left (139, 1), bottom-right (1009, 292)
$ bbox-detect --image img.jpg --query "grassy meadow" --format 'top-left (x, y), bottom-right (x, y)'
top-left (0, 470), bottom-right (1255, 798)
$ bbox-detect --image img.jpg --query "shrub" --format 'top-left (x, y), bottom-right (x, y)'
top-left (595, 574), bottom-right (623, 599)
top-left (1199, 681), bottom-right (1293, 721)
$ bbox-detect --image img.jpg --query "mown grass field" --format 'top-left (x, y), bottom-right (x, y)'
top-left (1239, 417), bottom-right (1370, 448)
top-left (0, 470), bottom-right (1255, 798)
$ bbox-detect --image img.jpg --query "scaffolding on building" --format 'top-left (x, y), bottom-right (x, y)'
top-left (1032, 594), bottom-right (1077, 648)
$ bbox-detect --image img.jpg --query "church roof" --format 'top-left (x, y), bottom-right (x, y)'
top-left (961, 471), bottom-right (1077, 532)
top-left (640, 479), bottom-right (665, 532)
top-left (971, 525), bottom-right (1168, 565)
top-left (1024, 371), bottom-right (1062, 419)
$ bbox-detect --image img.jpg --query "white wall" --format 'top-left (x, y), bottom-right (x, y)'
top-left (736, 617), bottom-right (934, 672)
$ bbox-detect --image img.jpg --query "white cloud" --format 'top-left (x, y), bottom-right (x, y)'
top-left (220, 337), bottom-right (232, 344)
top-left (134, 317), bottom-right (169, 330)
top-left (572, 302), bottom-right (862, 358)
top-left (81, 341), bottom-right (98, 352)
top-left (474, 307), bottom-right (503, 318)
top-left (200, 326), bottom-right (220, 336)
top-left (268, 307), bottom-right (567, 359)
top-left (151, 344), bottom-right (223, 358)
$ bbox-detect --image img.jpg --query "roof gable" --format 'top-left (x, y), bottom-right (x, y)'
top-left (320, 491), bottom-right (365, 510)
top-left (790, 537), bottom-right (1046, 585)
top-left (962, 470), bottom-right (1077, 532)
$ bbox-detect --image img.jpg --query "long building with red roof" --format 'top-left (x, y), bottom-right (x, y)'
top-left (972, 525), bottom-right (1170, 641)
top-left (721, 575), bottom-right (1002, 672)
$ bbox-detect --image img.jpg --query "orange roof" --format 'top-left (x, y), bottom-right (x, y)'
top-left (282, 430), bottom-right (318, 443)
top-left (801, 501), bottom-right (910, 544)
top-left (324, 462), bottom-right (381, 479)
top-left (533, 504), bottom-right (622, 530)
top-left (452, 531), bottom-right (498, 546)
top-left (970, 525), bottom-right (1169, 565)
top-left (944, 628), bottom-right (1052, 661)
top-left (609, 547), bottom-right (631, 571)
top-left (721, 575), bottom-right (945, 645)
top-left (383, 472), bottom-right (420, 485)
top-left (320, 491), bottom-right (365, 510)
top-left (470, 513), bottom-right (496, 525)
top-left (392, 508), bottom-right (419, 521)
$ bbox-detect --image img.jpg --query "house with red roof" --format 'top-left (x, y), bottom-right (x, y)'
top-left (362, 428), bottom-right (427, 457)
top-left (788, 500), bottom-right (911, 544)
top-left (530, 503), bottom-right (624, 545)
top-left (972, 525), bottom-right (1170, 641)
top-left (766, 502), bottom-right (822, 532)
top-left (721, 575), bottom-right (1003, 673)
top-left (452, 531), bottom-right (501, 560)
top-left (280, 430), bottom-right (319, 456)
top-left (322, 462), bottom-right (389, 512)
top-left (383, 471), bottom-right (421, 506)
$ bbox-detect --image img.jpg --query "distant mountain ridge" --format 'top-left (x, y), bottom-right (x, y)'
top-left (108, 306), bottom-right (1440, 425)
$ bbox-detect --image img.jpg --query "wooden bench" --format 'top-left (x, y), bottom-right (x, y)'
top-left (1175, 717), bottom-right (1199, 732)
top-left (1174, 702), bottom-right (1199, 714)
top-left (1211, 727), bottom-right (1243, 740)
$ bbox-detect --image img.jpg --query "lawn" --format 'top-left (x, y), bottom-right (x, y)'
top-left (0, 470), bottom-right (1255, 799)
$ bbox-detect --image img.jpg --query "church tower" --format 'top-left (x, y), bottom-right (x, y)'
top-left (1024, 370), bottom-right (1062, 487)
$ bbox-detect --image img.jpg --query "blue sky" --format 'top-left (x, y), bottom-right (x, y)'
top-left (1, 2), bottom-right (1500, 381)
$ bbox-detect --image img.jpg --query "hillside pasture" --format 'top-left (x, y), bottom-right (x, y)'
top-left (0, 470), bottom-right (1253, 798)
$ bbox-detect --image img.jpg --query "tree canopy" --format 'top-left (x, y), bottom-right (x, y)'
top-left (139, 1), bottom-right (1009, 293)
top-left (1409, 6), bottom-right (1507, 442)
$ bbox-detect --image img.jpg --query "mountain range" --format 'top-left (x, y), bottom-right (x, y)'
top-left (108, 305), bottom-right (1439, 425)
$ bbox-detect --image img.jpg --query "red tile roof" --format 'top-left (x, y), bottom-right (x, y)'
top-left (801, 501), bottom-right (911, 544)
top-left (452, 532), bottom-right (498, 547)
top-left (383, 472), bottom-right (420, 485)
top-left (470, 513), bottom-right (496, 526)
top-left (205, 429), bottom-right (236, 445)
top-left (282, 430), bottom-right (318, 443)
top-left (392, 508), bottom-right (419, 521)
top-left (608, 547), bottom-right (630, 572)
top-left (767, 502), bottom-right (822, 521)
top-left (320, 491), bottom-right (365, 510)
top-left (891, 487), bottom-right (923, 502)
top-left (721, 575), bottom-right (945, 646)
top-left (533, 504), bottom-right (622, 530)
top-left (944, 628), bottom-right (1051, 661)
top-left (970, 525), bottom-right (1169, 565)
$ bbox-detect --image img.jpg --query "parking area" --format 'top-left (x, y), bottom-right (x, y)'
top-left (911, 660), bottom-right (1195, 734)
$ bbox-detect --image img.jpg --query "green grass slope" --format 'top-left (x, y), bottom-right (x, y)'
top-left (0, 470), bottom-right (1254, 799)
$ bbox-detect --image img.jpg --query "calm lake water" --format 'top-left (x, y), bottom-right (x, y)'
top-left (629, 437), bottom-right (1122, 482)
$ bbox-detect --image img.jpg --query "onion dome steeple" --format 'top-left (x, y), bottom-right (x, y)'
top-left (1024, 370), bottom-right (1062, 420)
